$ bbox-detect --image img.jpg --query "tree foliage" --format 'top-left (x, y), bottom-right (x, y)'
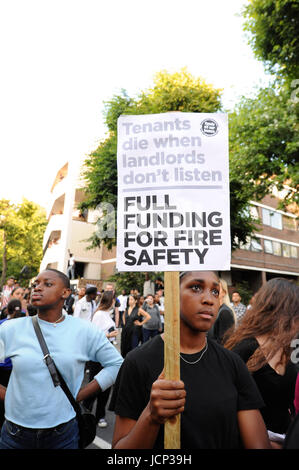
top-left (0, 199), bottom-right (47, 287)
top-left (108, 271), bottom-right (158, 295)
top-left (242, 0), bottom-right (299, 79)
top-left (229, 83), bottom-right (299, 221)
top-left (229, 0), bottom-right (299, 234)
top-left (104, 69), bottom-right (222, 133)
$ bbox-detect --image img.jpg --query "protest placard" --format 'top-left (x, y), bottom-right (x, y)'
top-left (116, 112), bottom-right (230, 272)
top-left (116, 111), bottom-right (230, 448)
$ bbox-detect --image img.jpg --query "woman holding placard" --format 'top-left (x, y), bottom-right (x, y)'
top-left (109, 271), bottom-right (271, 449)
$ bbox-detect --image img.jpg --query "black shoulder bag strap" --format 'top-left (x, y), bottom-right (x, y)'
top-left (32, 315), bottom-right (81, 416)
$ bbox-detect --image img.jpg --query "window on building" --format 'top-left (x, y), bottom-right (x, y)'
top-left (251, 238), bottom-right (263, 252)
top-left (283, 215), bottom-right (296, 231)
top-left (272, 241), bottom-right (282, 256)
top-left (272, 212), bottom-right (283, 229)
top-left (253, 238), bottom-right (297, 258)
top-left (250, 206), bottom-right (259, 220)
top-left (291, 246), bottom-right (298, 258)
top-left (239, 237), bottom-right (262, 252)
top-left (239, 237), bottom-right (251, 250)
top-left (282, 243), bottom-right (291, 258)
top-left (262, 208), bottom-right (282, 230)
top-left (263, 239), bottom-right (283, 256)
top-left (264, 239), bottom-right (273, 254)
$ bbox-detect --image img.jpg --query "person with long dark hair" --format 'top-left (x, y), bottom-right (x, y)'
top-left (120, 294), bottom-right (150, 358)
top-left (109, 271), bottom-right (271, 449)
top-left (224, 277), bottom-right (299, 447)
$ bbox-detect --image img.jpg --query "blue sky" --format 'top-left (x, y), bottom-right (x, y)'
top-left (0, 0), bottom-right (273, 209)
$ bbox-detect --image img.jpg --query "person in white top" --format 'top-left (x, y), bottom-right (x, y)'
top-left (92, 294), bottom-right (118, 343)
top-left (67, 253), bottom-right (76, 280)
top-left (73, 286), bottom-right (97, 321)
top-left (84, 291), bottom-right (118, 428)
top-left (117, 290), bottom-right (128, 328)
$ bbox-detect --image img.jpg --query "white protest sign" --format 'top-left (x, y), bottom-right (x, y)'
top-left (116, 112), bottom-right (231, 272)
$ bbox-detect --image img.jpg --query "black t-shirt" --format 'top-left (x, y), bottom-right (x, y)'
top-left (109, 335), bottom-right (264, 449)
top-left (232, 337), bottom-right (297, 434)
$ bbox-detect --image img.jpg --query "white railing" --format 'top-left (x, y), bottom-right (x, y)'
top-left (43, 214), bottom-right (64, 249)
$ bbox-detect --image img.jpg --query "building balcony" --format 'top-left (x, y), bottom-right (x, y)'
top-left (40, 241), bottom-right (64, 271)
top-left (43, 214), bottom-right (64, 249)
top-left (46, 178), bottom-right (68, 218)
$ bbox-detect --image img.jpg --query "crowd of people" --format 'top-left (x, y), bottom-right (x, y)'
top-left (0, 270), bottom-right (299, 449)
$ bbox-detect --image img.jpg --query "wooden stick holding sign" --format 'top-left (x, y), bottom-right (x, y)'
top-left (164, 271), bottom-right (180, 449)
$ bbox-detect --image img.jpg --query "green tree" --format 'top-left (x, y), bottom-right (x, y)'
top-left (242, 0), bottom-right (299, 79)
top-left (233, 0), bottom-right (299, 237)
top-left (107, 271), bottom-right (164, 295)
top-left (229, 83), bottom-right (299, 230)
top-left (108, 272), bottom-right (150, 295)
top-left (0, 198), bottom-right (47, 288)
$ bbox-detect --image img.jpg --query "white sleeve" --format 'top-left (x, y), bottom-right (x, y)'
top-left (73, 302), bottom-right (81, 318)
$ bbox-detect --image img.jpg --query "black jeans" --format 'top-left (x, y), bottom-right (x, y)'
top-left (83, 362), bottom-right (111, 422)
top-left (142, 328), bottom-right (159, 343)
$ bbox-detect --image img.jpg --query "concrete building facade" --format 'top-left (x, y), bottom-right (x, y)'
top-left (40, 159), bottom-right (104, 284)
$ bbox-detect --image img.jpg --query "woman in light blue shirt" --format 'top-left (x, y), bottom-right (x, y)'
top-left (0, 268), bottom-right (123, 449)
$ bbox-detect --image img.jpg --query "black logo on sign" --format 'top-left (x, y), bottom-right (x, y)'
top-left (200, 119), bottom-right (218, 136)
